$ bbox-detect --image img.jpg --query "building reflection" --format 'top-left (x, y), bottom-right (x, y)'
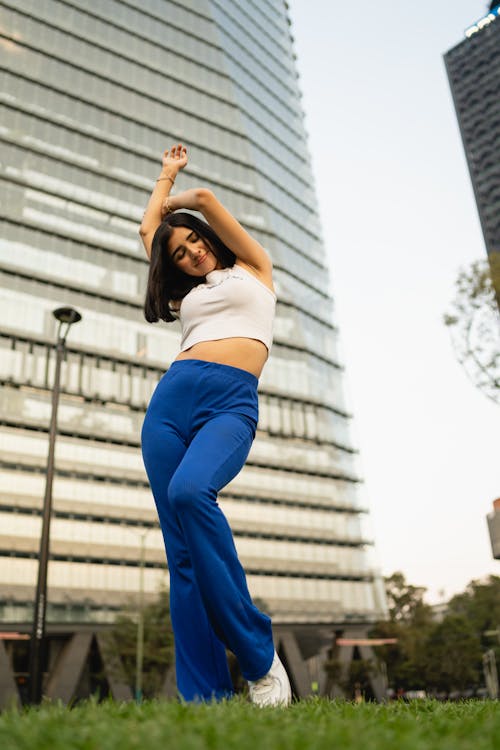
top-left (0, 0), bottom-right (386, 632)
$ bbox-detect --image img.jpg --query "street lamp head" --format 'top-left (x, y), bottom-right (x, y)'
top-left (53, 307), bottom-right (82, 326)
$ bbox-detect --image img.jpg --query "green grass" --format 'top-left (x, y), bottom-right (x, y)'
top-left (0, 698), bottom-right (499, 750)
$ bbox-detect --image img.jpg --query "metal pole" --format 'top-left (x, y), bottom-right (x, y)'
top-left (135, 531), bottom-right (146, 702)
top-left (28, 328), bottom-right (65, 704)
top-left (483, 649), bottom-right (499, 700)
top-left (28, 308), bottom-right (80, 704)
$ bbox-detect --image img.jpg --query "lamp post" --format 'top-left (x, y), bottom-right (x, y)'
top-left (135, 529), bottom-right (149, 702)
top-left (29, 306), bottom-right (81, 704)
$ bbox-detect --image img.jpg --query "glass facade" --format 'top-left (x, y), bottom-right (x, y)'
top-left (444, 7), bottom-right (500, 303)
top-left (0, 0), bottom-right (386, 625)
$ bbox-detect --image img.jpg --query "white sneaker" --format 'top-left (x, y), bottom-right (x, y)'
top-left (248, 651), bottom-right (292, 707)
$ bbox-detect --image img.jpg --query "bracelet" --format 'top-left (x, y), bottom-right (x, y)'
top-left (156, 174), bottom-right (175, 185)
top-left (163, 197), bottom-right (174, 215)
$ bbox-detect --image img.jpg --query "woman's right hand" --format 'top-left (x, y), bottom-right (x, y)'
top-left (161, 143), bottom-right (188, 176)
top-left (161, 188), bottom-right (213, 218)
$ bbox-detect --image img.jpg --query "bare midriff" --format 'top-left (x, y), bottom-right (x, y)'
top-left (174, 337), bottom-right (268, 378)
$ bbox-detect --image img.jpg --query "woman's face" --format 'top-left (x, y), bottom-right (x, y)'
top-left (167, 226), bottom-right (220, 277)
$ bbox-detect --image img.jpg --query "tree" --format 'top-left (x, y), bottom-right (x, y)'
top-left (423, 614), bottom-right (482, 692)
top-left (370, 572), bottom-right (434, 691)
top-left (444, 258), bottom-right (500, 405)
top-left (323, 650), bottom-right (378, 700)
top-left (372, 573), bottom-right (500, 695)
top-left (108, 588), bottom-right (174, 698)
top-left (383, 571), bottom-right (432, 625)
top-left (447, 575), bottom-right (500, 661)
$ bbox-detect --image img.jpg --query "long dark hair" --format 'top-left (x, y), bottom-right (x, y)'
top-left (144, 212), bottom-right (236, 323)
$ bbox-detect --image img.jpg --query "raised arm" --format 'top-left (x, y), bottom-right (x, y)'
top-left (139, 144), bottom-right (188, 259)
top-left (163, 188), bottom-right (273, 286)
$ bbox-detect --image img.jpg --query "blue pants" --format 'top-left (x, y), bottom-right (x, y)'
top-left (141, 359), bottom-right (275, 701)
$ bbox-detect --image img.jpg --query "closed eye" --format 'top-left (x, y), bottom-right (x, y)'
top-left (172, 231), bottom-right (199, 261)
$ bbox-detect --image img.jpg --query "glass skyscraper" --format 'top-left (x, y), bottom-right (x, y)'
top-left (444, 2), bottom-right (500, 305)
top-left (0, 0), bottom-right (385, 630)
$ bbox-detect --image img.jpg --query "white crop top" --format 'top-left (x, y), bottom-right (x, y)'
top-left (179, 264), bottom-right (276, 352)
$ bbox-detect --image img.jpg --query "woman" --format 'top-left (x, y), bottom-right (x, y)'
top-left (139, 144), bottom-right (291, 705)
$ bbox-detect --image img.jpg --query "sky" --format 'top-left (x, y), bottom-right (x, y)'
top-left (288, 0), bottom-right (500, 603)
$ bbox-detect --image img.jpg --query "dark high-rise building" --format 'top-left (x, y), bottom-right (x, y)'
top-left (444, 2), bottom-right (500, 303)
top-left (0, 1), bottom-right (387, 697)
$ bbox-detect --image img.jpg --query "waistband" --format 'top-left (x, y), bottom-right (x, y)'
top-left (168, 359), bottom-right (258, 388)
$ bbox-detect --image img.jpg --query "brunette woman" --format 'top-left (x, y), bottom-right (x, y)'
top-left (139, 144), bottom-right (291, 705)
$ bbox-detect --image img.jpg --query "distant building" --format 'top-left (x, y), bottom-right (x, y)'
top-left (444, 2), bottom-right (500, 307)
top-left (487, 498), bottom-right (500, 559)
top-left (430, 600), bottom-right (449, 623)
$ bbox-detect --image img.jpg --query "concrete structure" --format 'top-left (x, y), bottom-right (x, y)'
top-left (0, 0), bottom-right (386, 698)
top-left (487, 498), bottom-right (500, 559)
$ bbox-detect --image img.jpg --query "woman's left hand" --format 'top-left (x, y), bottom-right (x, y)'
top-left (161, 144), bottom-right (188, 175)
